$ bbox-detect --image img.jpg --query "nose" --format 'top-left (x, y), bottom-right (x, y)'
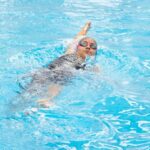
top-left (85, 47), bottom-right (90, 51)
top-left (85, 44), bottom-right (91, 49)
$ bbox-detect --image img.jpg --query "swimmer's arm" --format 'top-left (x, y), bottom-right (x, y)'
top-left (76, 21), bottom-right (91, 37)
top-left (65, 22), bottom-right (91, 54)
top-left (86, 65), bottom-right (101, 73)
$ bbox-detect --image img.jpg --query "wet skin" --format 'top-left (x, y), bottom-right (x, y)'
top-left (76, 37), bottom-right (97, 60)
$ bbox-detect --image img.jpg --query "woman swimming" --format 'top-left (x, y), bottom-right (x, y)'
top-left (21, 22), bottom-right (98, 108)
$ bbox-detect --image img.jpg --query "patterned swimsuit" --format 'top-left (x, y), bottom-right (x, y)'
top-left (32, 53), bottom-right (86, 86)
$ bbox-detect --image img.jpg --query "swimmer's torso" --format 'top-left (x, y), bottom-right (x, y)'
top-left (31, 53), bottom-right (86, 86)
top-left (48, 53), bottom-right (85, 71)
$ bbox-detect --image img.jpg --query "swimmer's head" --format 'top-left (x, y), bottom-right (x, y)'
top-left (76, 37), bottom-right (97, 59)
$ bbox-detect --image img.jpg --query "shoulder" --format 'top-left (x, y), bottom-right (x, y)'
top-left (65, 35), bottom-right (86, 54)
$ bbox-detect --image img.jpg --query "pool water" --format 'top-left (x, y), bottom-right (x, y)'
top-left (0, 0), bottom-right (150, 149)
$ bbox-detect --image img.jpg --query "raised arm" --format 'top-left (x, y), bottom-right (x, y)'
top-left (76, 21), bottom-right (91, 37)
top-left (65, 22), bottom-right (91, 54)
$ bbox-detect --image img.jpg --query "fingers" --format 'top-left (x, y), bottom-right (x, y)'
top-left (84, 21), bottom-right (91, 31)
top-left (86, 21), bottom-right (91, 27)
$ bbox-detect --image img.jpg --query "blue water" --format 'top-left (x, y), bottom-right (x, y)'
top-left (0, 0), bottom-right (150, 149)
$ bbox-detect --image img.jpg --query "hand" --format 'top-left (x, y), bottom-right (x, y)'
top-left (86, 21), bottom-right (91, 27)
top-left (84, 21), bottom-right (91, 31)
top-left (24, 107), bottom-right (38, 115)
top-left (37, 99), bottom-right (54, 108)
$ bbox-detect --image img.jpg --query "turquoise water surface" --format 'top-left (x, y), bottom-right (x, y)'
top-left (0, 0), bottom-right (150, 150)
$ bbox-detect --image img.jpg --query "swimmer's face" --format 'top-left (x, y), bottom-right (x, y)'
top-left (77, 37), bottom-right (97, 58)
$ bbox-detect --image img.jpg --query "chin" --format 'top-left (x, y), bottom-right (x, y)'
top-left (87, 53), bottom-right (94, 56)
